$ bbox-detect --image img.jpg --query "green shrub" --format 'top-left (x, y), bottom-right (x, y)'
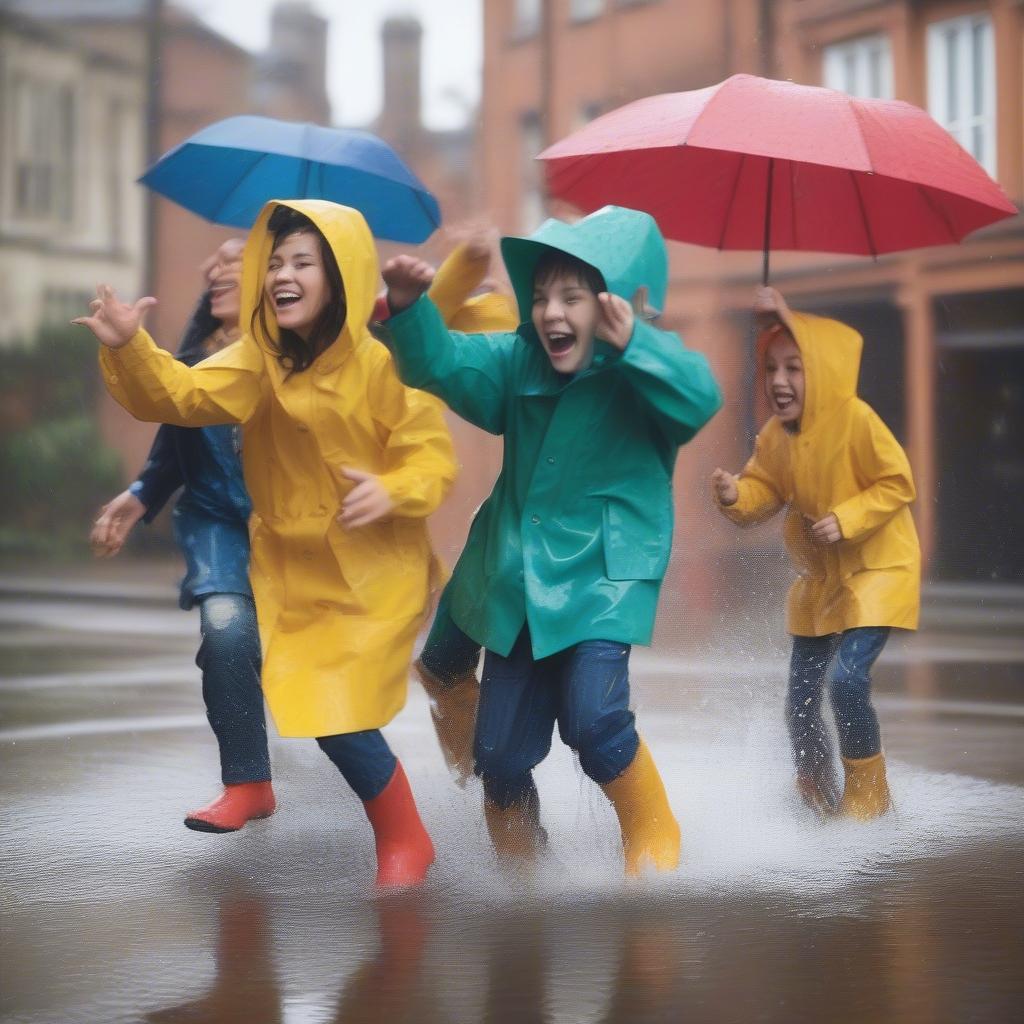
top-left (0, 325), bottom-right (125, 559)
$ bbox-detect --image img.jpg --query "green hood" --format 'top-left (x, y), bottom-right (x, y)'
top-left (500, 205), bottom-right (668, 325)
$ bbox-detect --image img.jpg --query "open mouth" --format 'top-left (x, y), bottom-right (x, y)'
top-left (772, 392), bottom-right (795, 412)
top-left (545, 331), bottom-right (575, 357)
top-left (210, 282), bottom-right (236, 298)
top-left (274, 290), bottom-right (301, 310)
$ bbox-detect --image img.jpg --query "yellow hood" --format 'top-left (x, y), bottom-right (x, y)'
top-left (241, 199), bottom-right (379, 356)
top-left (760, 311), bottom-right (863, 434)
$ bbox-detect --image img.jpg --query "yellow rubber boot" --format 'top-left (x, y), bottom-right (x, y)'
top-left (484, 790), bottom-right (548, 864)
top-left (414, 658), bottom-right (479, 787)
top-left (838, 753), bottom-right (892, 820)
top-left (600, 739), bottom-right (681, 877)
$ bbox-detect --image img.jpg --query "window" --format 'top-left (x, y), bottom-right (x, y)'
top-left (573, 101), bottom-right (604, 131)
top-left (519, 112), bottom-right (545, 232)
top-left (927, 14), bottom-right (996, 176)
top-left (12, 75), bottom-right (76, 224)
top-left (822, 34), bottom-right (893, 99)
top-left (514, 0), bottom-right (541, 37)
top-left (570, 0), bottom-right (603, 22)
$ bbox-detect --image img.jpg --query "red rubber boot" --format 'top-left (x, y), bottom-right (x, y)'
top-left (184, 781), bottom-right (277, 833)
top-left (362, 762), bottom-right (435, 889)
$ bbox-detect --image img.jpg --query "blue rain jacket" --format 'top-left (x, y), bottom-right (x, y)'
top-left (131, 295), bottom-right (252, 609)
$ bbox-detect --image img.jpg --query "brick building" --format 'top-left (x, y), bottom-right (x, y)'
top-left (477, 0), bottom-right (1024, 617)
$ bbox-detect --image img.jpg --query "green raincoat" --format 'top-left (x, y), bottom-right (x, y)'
top-left (381, 206), bottom-right (723, 658)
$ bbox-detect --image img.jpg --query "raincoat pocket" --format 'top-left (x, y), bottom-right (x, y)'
top-left (602, 500), bottom-right (671, 581)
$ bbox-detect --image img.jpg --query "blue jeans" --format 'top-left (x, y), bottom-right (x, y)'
top-left (317, 731), bottom-right (397, 802)
top-left (474, 627), bottom-right (640, 809)
top-left (418, 586), bottom-right (482, 686)
top-left (787, 627), bottom-right (889, 782)
top-left (196, 593), bottom-right (271, 785)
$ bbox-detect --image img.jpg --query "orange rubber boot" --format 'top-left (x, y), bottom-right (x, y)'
top-left (184, 781), bottom-right (276, 833)
top-left (363, 761), bottom-right (436, 889)
top-left (414, 658), bottom-right (479, 787)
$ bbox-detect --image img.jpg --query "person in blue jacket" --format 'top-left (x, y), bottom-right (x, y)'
top-left (91, 237), bottom-right (276, 834)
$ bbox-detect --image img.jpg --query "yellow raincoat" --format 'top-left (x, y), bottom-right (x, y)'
top-left (100, 200), bottom-right (458, 737)
top-left (719, 311), bottom-right (920, 635)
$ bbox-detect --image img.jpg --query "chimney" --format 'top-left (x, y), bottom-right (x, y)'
top-left (378, 15), bottom-right (422, 152)
top-left (264, 1), bottom-right (331, 124)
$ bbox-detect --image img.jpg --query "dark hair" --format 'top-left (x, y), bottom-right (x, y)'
top-left (532, 249), bottom-right (605, 295)
top-left (253, 206), bottom-right (347, 373)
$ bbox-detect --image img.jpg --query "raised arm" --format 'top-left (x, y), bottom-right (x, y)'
top-left (379, 258), bottom-right (517, 435)
top-left (596, 293), bottom-right (722, 446)
top-left (75, 285), bottom-right (264, 427)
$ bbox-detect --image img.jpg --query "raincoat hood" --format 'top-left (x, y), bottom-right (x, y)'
top-left (241, 198), bottom-right (379, 354)
top-left (761, 311), bottom-right (863, 433)
top-left (500, 205), bottom-right (668, 325)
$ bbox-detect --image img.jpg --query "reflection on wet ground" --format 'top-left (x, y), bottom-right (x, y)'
top-left (1, 574), bottom-right (1023, 1023)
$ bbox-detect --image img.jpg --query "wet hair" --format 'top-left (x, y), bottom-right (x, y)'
top-left (253, 206), bottom-right (347, 373)
top-left (532, 249), bottom-right (605, 296)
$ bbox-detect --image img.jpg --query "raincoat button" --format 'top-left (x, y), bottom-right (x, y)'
top-left (530, 514), bottom-right (540, 525)
top-left (546, 456), bottom-right (555, 464)
top-left (297, 424), bottom-right (309, 433)
top-left (302, 549), bottom-right (313, 560)
top-left (108, 374), bottom-right (119, 384)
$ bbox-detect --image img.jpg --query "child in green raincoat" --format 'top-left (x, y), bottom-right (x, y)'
top-left (379, 206), bottom-right (722, 875)
top-left (712, 286), bottom-right (920, 821)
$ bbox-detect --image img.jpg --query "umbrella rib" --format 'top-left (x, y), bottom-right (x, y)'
top-left (916, 183), bottom-right (959, 245)
top-left (211, 150), bottom-right (277, 223)
top-left (408, 186), bottom-right (442, 238)
top-left (849, 170), bottom-right (878, 259)
top-left (716, 152), bottom-right (746, 251)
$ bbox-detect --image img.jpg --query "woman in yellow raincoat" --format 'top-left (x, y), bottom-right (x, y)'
top-left (712, 287), bottom-right (920, 821)
top-left (75, 199), bottom-right (457, 888)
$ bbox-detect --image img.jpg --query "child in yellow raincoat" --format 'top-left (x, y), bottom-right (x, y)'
top-left (75, 199), bottom-right (457, 888)
top-left (712, 287), bottom-right (920, 820)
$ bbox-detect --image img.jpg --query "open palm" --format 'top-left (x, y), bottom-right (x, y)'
top-left (73, 284), bottom-right (156, 349)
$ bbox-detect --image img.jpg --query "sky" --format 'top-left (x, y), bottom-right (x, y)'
top-left (177, 0), bottom-right (482, 130)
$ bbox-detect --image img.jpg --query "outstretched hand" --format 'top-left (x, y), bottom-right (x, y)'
top-left (711, 468), bottom-right (739, 506)
top-left (72, 284), bottom-right (157, 349)
top-left (91, 489), bottom-right (146, 557)
top-left (382, 256), bottom-right (435, 316)
top-left (337, 467), bottom-right (395, 529)
top-left (597, 292), bottom-right (635, 351)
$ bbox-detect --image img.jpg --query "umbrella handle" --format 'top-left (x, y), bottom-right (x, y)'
top-left (762, 158), bottom-right (774, 286)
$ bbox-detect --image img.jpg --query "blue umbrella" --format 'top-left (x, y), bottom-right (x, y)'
top-left (139, 115), bottom-right (442, 243)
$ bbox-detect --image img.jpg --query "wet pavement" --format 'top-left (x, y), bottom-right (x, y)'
top-left (2, 565), bottom-right (1023, 1023)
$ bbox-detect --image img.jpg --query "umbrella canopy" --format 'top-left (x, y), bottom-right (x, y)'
top-left (540, 74), bottom-right (1017, 280)
top-left (140, 115), bottom-right (441, 243)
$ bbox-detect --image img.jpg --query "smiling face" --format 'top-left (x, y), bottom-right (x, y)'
top-left (531, 270), bottom-right (602, 375)
top-left (763, 327), bottom-right (805, 427)
top-left (263, 230), bottom-right (330, 340)
top-left (204, 238), bottom-right (245, 327)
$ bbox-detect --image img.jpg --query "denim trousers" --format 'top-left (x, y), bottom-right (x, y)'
top-left (197, 593), bottom-right (396, 800)
top-left (418, 586), bottom-right (483, 685)
top-left (196, 593), bottom-right (271, 785)
top-left (316, 730), bottom-right (397, 802)
top-left (474, 626), bottom-right (640, 809)
top-left (787, 626), bottom-right (890, 781)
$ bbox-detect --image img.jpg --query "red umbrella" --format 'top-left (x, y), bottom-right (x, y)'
top-left (539, 74), bottom-right (1018, 282)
